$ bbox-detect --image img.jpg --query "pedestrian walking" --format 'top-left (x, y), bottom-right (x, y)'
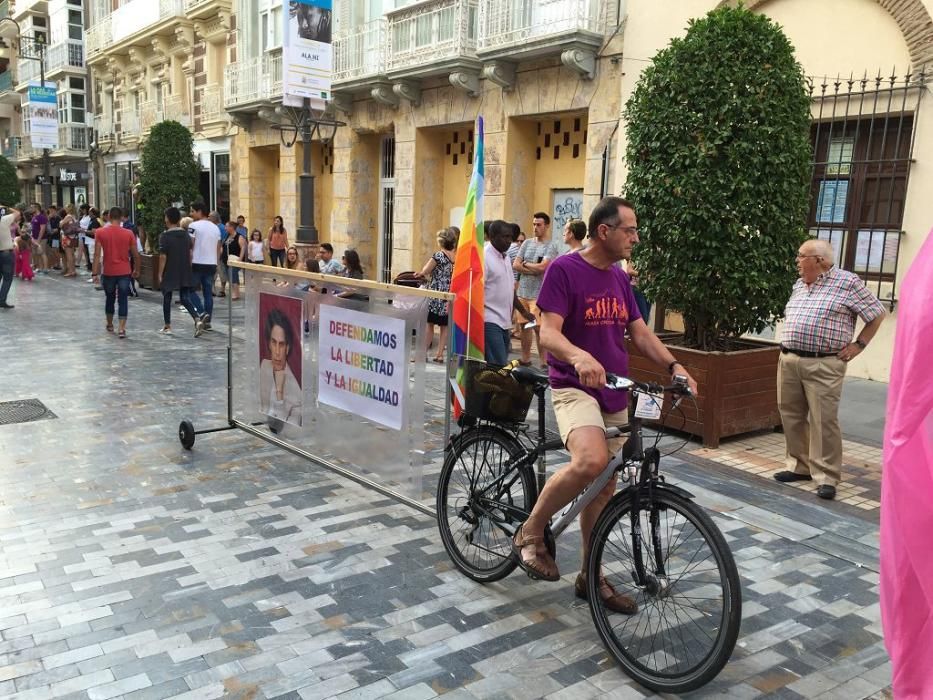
top-left (47, 207), bottom-right (62, 271)
top-left (222, 220), bottom-right (247, 300)
top-left (484, 220), bottom-right (535, 366)
top-left (92, 207), bottom-right (140, 339)
top-left (513, 211), bottom-right (559, 367)
top-left (880, 226), bottom-right (933, 700)
top-left (211, 211), bottom-right (229, 298)
top-left (158, 206), bottom-right (205, 337)
top-left (561, 219), bottom-right (586, 255)
top-left (419, 227), bottom-right (457, 362)
top-left (187, 202), bottom-right (221, 330)
top-left (30, 203), bottom-right (48, 274)
top-left (60, 209), bottom-right (78, 277)
top-left (268, 216), bottom-right (288, 267)
top-left (773, 238), bottom-right (885, 500)
top-left (0, 204), bottom-right (19, 308)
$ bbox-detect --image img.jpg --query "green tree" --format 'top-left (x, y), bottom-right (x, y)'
top-left (624, 5), bottom-right (812, 350)
top-left (0, 155), bottom-right (20, 206)
top-left (138, 121), bottom-right (201, 251)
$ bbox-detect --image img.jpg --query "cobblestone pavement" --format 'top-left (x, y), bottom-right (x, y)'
top-left (0, 273), bottom-right (891, 699)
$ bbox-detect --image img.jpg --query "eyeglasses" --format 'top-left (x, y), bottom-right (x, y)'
top-left (606, 222), bottom-right (639, 236)
top-left (795, 253), bottom-right (821, 259)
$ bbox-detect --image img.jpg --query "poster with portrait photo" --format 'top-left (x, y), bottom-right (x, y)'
top-left (283, 0), bottom-right (332, 104)
top-left (258, 292), bottom-right (304, 430)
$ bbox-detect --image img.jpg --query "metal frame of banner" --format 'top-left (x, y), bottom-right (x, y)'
top-left (175, 260), bottom-right (455, 520)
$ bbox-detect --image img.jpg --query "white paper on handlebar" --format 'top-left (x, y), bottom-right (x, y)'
top-left (633, 389), bottom-right (663, 420)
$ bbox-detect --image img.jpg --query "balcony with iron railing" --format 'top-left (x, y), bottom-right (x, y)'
top-left (14, 135), bottom-right (41, 161)
top-left (199, 83), bottom-right (226, 124)
top-left (385, 0), bottom-right (479, 77)
top-left (45, 40), bottom-right (84, 77)
top-left (2, 135), bottom-right (20, 160)
top-left (118, 106), bottom-right (140, 142)
top-left (94, 113), bottom-right (114, 143)
top-left (333, 19), bottom-right (387, 86)
top-left (86, 0), bottom-right (186, 60)
top-left (0, 70), bottom-right (15, 102)
top-left (16, 57), bottom-right (41, 87)
top-left (184, 0), bottom-right (232, 20)
top-left (477, 0), bottom-right (604, 59)
top-left (223, 48), bottom-right (282, 110)
top-left (139, 101), bottom-right (163, 132)
top-left (164, 95), bottom-right (190, 127)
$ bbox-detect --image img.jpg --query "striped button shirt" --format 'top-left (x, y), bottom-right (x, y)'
top-left (781, 266), bottom-right (884, 354)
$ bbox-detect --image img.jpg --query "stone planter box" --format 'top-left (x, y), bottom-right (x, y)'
top-left (626, 334), bottom-right (782, 448)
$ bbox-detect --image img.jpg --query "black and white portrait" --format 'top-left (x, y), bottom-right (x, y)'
top-left (290, 1), bottom-right (332, 45)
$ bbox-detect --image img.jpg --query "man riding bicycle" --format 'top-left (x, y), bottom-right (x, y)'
top-left (512, 196), bottom-right (699, 613)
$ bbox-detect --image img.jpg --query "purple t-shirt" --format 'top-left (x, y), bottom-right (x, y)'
top-left (536, 254), bottom-right (642, 413)
top-left (31, 213), bottom-right (48, 240)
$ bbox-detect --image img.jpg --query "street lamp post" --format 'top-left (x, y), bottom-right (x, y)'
top-left (272, 100), bottom-right (343, 246)
top-left (0, 18), bottom-right (50, 205)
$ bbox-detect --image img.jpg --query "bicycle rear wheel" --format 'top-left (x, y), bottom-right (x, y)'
top-left (437, 426), bottom-right (535, 583)
top-left (587, 488), bottom-right (741, 694)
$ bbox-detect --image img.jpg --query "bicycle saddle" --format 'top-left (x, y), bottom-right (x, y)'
top-left (511, 365), bottom-right (550, 389)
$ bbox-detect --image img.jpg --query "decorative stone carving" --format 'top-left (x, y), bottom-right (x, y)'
top-left (392, 80), bottom-right (421, 107)
top-left (561, 48), bottom-right (597, 80)
top-left (332, 93), bottom-right (353, 115)
top-left (174, 25), bottom-right (195, 54)
top-left (370, 83), bottom-right (399, 108)
top-left (449, 70), bottom-right (481, 97)
top-left (482, 61), bottom-right (516, 91)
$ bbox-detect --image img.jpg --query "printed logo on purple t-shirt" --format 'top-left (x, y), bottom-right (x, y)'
top-left (583, 291), bottom-right (630, 326)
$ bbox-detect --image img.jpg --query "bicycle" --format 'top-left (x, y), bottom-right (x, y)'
top-left (436, 363), bottom-right (742, 694)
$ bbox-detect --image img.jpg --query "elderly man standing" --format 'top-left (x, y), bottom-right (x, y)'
top-left (774, 238), bottom-right (885, 500)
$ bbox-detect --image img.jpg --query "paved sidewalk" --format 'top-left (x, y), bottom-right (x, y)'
top-left (0, 274), bottom-right (891, 699)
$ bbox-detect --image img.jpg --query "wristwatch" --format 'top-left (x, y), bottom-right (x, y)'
top-left (668, 360), bottom-right (682, 374)
top-left (854, 339), bottom-right (866, 350)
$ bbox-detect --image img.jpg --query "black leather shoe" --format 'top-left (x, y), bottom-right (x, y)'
top-left (774, 471), bottom-right (812, 483)
top-left (817, 485), bottom-right (836, 500)
top-left (0, 302), bottom-right (13, 309)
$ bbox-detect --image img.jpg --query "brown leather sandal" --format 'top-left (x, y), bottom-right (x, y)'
top-left (574, 573), bottom-right (638, 615)
top-left (511, 525), bottom-right (560, 582)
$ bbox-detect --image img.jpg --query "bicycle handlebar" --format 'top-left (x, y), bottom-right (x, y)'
top-left (605, 372), bottom-right (694, 397)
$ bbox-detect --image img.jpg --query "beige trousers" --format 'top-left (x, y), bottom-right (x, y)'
top-left (777, 352), bottom-right (847, 487)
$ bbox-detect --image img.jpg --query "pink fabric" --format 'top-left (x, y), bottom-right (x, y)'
top-left (14, 248), bottom-right (33, 280)
top-left (881, 227), bottom-right (933, 699)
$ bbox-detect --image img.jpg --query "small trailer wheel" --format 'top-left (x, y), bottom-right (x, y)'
top-left (179, 420), bottom-right (196, 450)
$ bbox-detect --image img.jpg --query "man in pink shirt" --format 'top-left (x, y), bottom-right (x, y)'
top-left (484, 219), bottom-right (534, 366)
top-left (92, 206), bottom-right (140, 338)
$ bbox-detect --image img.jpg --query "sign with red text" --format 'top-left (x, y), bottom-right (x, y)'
top-left (318, 304), bottom-right (406, 430)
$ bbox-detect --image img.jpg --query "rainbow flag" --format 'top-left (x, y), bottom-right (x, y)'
top-left (449, 117), bottom-right (485, 412)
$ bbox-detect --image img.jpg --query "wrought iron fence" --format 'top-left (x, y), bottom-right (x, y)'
top-left (807, 68), bottom-right (927, 308)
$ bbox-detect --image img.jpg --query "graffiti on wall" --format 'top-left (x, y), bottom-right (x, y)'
top-left (552, 188), bottom-right (583, 254)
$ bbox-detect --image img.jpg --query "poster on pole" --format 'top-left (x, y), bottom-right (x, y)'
top-left (27, 82), bottom-right (58, 150)
top-left (318, 304), bottom-right (407, 430)
top-left (283, 0), bottom-right (332, 107)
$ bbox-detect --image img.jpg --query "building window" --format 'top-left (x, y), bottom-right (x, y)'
top-left (806, 71), bottom-right (923, 304)
top-left (260, 0), bottom-right (283, 51)
top-left (808, 114), bottom-right (912, 282)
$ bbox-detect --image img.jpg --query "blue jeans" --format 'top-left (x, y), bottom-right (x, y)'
top-left (190, 264), bottom-right (216, 317)
top-left (102, 275), bottom-right (131, 320)
top-left (0, 250), bottom-right (13, 305)
top-left (162, 288), bottom-right (200, 325)
top-left (484, 323), bottom-right (511, 367)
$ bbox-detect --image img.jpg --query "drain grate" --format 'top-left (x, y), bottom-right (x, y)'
top-left (0, 399), bottom-right (57, 425)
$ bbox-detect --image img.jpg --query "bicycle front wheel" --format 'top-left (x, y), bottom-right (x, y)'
top-left (587, 488), bottom-right (741, 694)
top-left (437, 426), bottom-right (535, 583)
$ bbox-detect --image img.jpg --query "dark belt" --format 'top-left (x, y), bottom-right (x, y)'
top-left (780, 345), bottom-right (838, 358)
